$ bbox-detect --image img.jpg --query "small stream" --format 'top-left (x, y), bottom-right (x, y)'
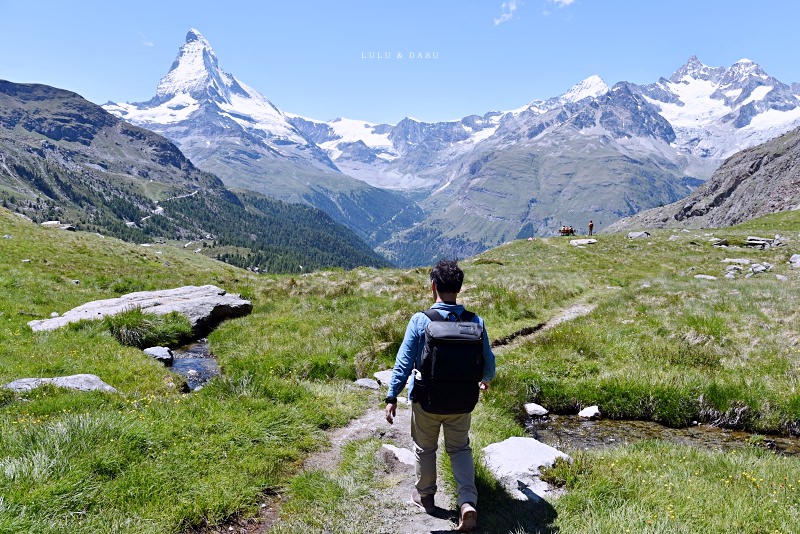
top-left (526, 414), bottom-right (800, 456)
top-left (170, 339), bottom-right (219, 390)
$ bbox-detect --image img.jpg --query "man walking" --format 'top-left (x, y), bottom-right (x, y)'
top-left (384, 259), bottom-right (495, 532)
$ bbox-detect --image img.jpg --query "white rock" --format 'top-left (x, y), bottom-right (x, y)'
top-left (382, 444), bottom-right (415, 466)
top-left (144, 346), bottom-right (174, 365)
top-left (374, 369), bottom-right (412, 391)
top-left (373, 369), bottom-right (393, 386)
top-left (722, 258), bottom-right (751, 265)
top-left (578, 405), bottom-right (601, 419)
top-left (482, 437), bottom-right (570, 501)
top-left (524, 402), bottom-right (549, 416)
top-left (628, 231), bottom-right (650, 239)
top-left (694, 274), bottom-right (717, 280)
top-left (569, 239), bottom-right (597, 246)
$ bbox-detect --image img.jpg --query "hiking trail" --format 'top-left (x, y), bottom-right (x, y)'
top-left (199, 301), bottom-right (596, 533)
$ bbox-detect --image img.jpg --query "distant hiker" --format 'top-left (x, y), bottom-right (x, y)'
top-left (588, 220), bottom-right (594, 236)
top-left (385, 259), bottom-right (495, 532)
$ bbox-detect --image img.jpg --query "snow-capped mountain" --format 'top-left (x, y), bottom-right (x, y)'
top-left (104, 29), bottom-right (419, 248)
top-left (103, 29), bottom-right (337, 179)
top-left (294, 57), bottom-right (799, 195)
top-left (287, 75), bottom-right (611, 190)
top-left (104, 30), bottom-right (800, 266)
top-left (638, 55), bottom-right (800, 161)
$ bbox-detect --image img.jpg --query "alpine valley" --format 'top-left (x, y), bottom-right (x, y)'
top-left (0, 81), bottom-right (390, 273)
top-left (97, 29), bottom-right (800, 266)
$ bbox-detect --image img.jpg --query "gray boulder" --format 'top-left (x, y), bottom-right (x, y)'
top-left (4, 374), bottom-right (117, 393)
top-left (374, 369), bottom-right (412, 391)
top-left (789, 254), bottom-right (800, 268)
top-left (354, 378), bottom-right (380, 390)
top-left (628, 231), bottom-right (651, 239)
top-left (28, 285), bottom-right (252, 335)
top-left (482, 437), bottom-right (570, 501)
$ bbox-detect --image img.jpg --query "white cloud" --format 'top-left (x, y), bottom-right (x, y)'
top-left (138, 31), bottom-right (154, 48)
top-left (549, 0), bottom-right (576, 6)
top-left (494, 0), bottom-right (520, 26)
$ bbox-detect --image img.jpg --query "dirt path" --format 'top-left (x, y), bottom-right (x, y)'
top-left (201, 301), bottom-right (596, 534)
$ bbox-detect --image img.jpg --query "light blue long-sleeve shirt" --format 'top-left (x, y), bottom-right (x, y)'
top-left (386, 302), bottom-right (496, 401)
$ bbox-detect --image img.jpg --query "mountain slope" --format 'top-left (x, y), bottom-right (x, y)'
top-left (104, 29), bottom-right (419, 247)
top-left (0, 80), bottom-right (390, 272)
top-left (606, 125), bottom-right (800, 231)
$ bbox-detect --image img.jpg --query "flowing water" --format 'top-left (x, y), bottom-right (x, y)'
top-left (170, 339), bottom-right (219, 390)
top-left (526, 414), bottom-right (800, 456)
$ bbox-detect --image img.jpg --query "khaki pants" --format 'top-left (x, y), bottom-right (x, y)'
top-left (411, 402), bottom-right (478, 507)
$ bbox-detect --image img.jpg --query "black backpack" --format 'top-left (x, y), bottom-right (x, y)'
top-left (413, 309), bottom-right (485, 414)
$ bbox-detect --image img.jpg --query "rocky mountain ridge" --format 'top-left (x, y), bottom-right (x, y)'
top-left (607, 125), bottom-right (800, 232)
top-left (102, 30), bottom-right (800, 265)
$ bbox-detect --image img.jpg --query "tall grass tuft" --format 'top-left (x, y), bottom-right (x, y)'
top-left (102, 308), bottom-right (193, 348)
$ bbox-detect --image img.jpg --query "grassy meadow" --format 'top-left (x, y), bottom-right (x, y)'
top-left (1, 206), bottom-right (800, 533)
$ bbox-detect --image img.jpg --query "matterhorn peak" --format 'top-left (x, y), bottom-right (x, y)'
top-left (155, 28), bottom-right (232, 102)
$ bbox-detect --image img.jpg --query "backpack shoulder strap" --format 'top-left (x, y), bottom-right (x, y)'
top-left (423, 308), bottom-right (476, 322)
top-left (422, 309), bottom-right (444, 322)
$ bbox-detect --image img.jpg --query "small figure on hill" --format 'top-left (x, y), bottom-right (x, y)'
top-left (588, 220), bottom-right (594, 236)
top-left (385, 259), bottom-right (496, 532)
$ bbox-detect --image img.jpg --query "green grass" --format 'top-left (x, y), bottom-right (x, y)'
top-left (541, 442), bottom-right (800, 534)
top-left (2, 206), bottom-right (800, 533)
top-left (102, 308), bottom-right (193, 349)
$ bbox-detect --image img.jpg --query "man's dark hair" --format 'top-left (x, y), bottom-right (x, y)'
top-left (430, 259), bottom-right (464, 293)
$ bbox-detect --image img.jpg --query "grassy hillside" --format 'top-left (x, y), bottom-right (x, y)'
top-left (2, 206), bottom-right (799, 533)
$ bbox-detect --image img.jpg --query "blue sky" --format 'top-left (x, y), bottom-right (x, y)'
top-left (1, 0), bottom-right (799, 124)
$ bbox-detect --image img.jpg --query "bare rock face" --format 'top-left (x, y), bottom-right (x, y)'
top-left (28, 285), bottom-right (252, 336)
